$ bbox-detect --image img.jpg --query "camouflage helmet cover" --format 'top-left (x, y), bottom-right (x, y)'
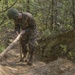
top-left (7, 8), bottom-right (19, 20)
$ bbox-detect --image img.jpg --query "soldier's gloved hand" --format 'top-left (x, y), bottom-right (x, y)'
top-left (16, 31), bottom-right (19, 36)
top-left (21, 30), bottom-right (25, 35)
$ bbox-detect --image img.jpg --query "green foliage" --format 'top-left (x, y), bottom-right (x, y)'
top-left (68, 52), bottom-right (75, 60)
top-left (0, 45), bottom-right (5, 53)
top-left (60, 44), bottom-right (67, 53)
top-left (0, 0), bottom-right (74, 32)
top-left (65, 24), bottom-right (73, 30)
top-left (41, 29), bottom-right (51, 40)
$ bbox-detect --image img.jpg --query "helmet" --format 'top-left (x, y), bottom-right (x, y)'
top-left (7, 8), bottom-right (19, 20)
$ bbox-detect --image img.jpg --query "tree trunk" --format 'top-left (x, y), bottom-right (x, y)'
top-left (54, 0), bottom-right (57, 27)
top-left (26, 0), bottom-right (30, 12)
top-left (72, 0), bottom-right (75, 28)
top-left (50, 0), bottom-right (55, 31)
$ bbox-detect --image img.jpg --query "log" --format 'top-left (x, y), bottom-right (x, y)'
top-left (0, 31), bottom-right (24, 58)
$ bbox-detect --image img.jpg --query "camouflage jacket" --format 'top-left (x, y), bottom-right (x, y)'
top-left (14, 12), bottom-right (37, 39)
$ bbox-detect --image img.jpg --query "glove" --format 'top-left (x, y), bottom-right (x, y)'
top-left (21, 30), bottom-right (25, 35)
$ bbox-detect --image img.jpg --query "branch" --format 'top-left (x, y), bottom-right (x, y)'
top-left (0, 0), bottom-right (18, 13)
top-left (0, 18), bottom-right (6, 25)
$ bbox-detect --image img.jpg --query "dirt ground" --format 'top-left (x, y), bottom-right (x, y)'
top-left (0, 47), bottom-right (75, 75)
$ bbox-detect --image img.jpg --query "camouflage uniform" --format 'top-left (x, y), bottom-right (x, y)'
top-left (14, 12), bottom-right (38, 64)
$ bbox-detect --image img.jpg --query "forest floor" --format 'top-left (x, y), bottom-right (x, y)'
top-left (0, 46), bottom-right (75, 75)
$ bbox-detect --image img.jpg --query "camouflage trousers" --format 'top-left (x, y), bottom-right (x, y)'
top-left (20, 32), bottom-right (38, 58)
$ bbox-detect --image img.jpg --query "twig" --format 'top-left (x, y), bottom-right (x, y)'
top-left (0, 0), bottom-right (18, 13)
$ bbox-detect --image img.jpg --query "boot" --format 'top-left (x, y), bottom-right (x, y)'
top-left (27, 57), bottom-right (33, 65)
top-left (27, 53), bottom-right (33, 65)
top-left (27, 45), bottom-right (35, 65)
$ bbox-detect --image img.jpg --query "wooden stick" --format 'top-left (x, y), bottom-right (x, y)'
top-left (0, 31), bottom-right (24, 58)
top-left (20, 38), bottom-right (22, 61)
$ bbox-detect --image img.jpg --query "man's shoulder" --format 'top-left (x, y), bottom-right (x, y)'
top-left (22, 12), bottom-right (33, 18)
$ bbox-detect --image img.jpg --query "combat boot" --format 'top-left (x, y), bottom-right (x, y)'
top-left (27, 57), bottom-right (33, 65)
top-left (27, 53), bottom-right (33, 65)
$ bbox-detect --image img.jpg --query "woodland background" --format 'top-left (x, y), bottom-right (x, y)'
top-left (0, 0), bottom-right (75, 62)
